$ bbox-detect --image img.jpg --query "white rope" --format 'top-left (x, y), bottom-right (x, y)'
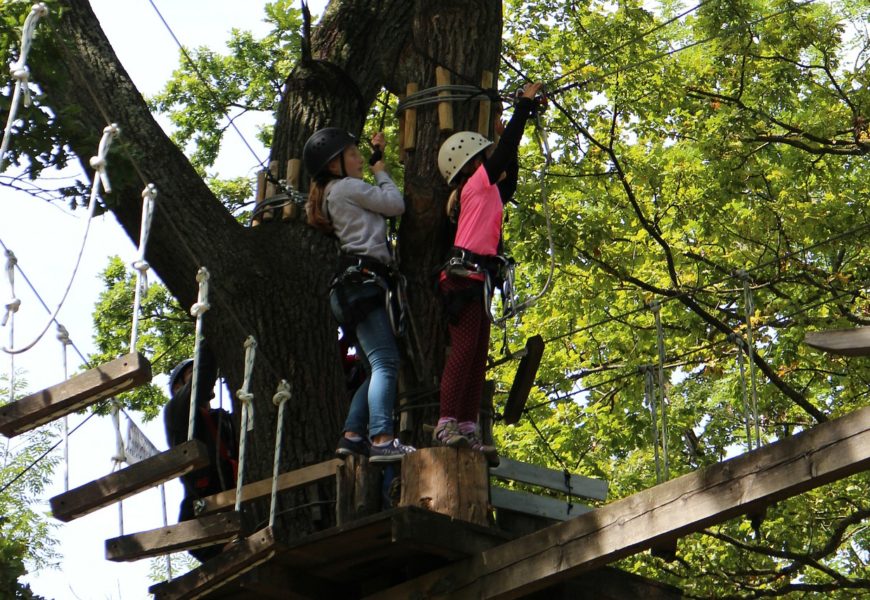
top-left (3, 124), bottom-right (120, 355)
top-left (110, 400), bottom-right (125, 535)
top-left (3, 250), bottom-right (19, 403)
top-left (56, 323), bottom-right (71, 491)
top-left (234, 335), bottom-right (256, 513)
top-left (0, 3), bottom-right (49, 173)
top-left (651, 301), bottom-right (670, 480)
top-left (159, 484), bottom-right (172, 581)
top-left (739, 272), bottom-right (762, 446)
top-left (269, 380), bottom-right (291, 528)
top-left (129, 184), bottom-right (157, 353)
top-left (187, 267), bottom-right (210, 442)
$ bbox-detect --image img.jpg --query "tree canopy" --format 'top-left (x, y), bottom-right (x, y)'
top-left (2, 0), bottom-right (869, 597)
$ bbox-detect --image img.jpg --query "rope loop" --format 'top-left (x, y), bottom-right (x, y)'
top-left (189, 267), bottom-right (210, 317)
top-left (272, 379), bottom-right (291, 407)
top-left (56, 323), bottom-right (71, 345)
top-left (89, 123), bottom-right (120, 193)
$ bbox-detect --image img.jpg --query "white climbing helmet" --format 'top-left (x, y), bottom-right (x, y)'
top-left (438, 131), bottom-right (493, 185)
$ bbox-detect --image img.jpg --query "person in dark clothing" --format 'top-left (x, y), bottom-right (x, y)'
top-left (163, 347), bottom-right (238, 563)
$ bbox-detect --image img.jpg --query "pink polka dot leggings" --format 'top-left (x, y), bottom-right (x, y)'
top-left (439, 276), bottom-right (490, 422)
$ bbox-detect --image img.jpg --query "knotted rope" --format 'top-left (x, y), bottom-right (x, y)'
top-left (269, 380), bottom-right (291, 527)
top-left (129, 184), bottom-right (157, 352)
top-left (234, 335), bottom-right (257, 513)
top-left (187, 267), bottom-right (210, 441)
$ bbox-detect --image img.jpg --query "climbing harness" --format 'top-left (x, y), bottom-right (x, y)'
top-left (269, 380), bottom-right (291, 528)
top-left (651, 301), bottom-right (670, 480)
top-left (3, 124), bottom-right (120, 355)
top-left (738, 271), bottom-right (761, 446)
top-left (188, 267), bottom-right (211, 442)
top-left (235, 335), bottom-right (257, 513)
top-left (0, 3), bottom-right (49, 173)
top-left (130, 184), bottom-right (157, 351)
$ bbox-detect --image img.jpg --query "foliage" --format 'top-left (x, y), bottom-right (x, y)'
top-left (0, 375), bottom-right (57, 600)
top-left (89, 256), bottom-right (194, 420)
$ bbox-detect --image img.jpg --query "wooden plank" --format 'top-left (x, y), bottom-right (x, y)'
top-left (805, 327), bottom-right (870, 356)
top-left (504, 335), bottom-right (544, 425)
top-left (373, 405), bottom-right (870, 599)
top-left (149, 527), bottom-right (278, 600)
top-left (0, 352), bottom-right (151, 438)
top-left (490, 457), bottom-right (608, 501)
top-left (105, 512), bottom-right (242, 562)
top-left (490, 487), bottom-right (592, 522)
top-left (403, 83), bottom-right (418, 152)
top-left (435, 67), bottom-right (453, 131)
top-left (50, 439), bottom-right (209, 522)
top-left (199, 458), bottom-right (342, 515)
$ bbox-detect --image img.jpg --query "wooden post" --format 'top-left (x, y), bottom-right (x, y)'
top-left (404, 83), bottom-right (418, 153)
top-left (397, 92), bottom-right (406, 163)
top-left (399, 447), bottom-right (490, 527)
top-left (283, 158), bottom-right (301, 221)
top-left (262, 160), bottom-right (279, 221)
top-left (435, 67), bottom-right (453, 132)
top-left (252, 170), bottom-right (267, 227)
top-left (335, 454), bottom-right (382, 525)
top-left (477, 70), bottom-right (493, 137)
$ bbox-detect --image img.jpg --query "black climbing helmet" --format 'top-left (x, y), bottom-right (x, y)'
top-left (168, 358), bottom-right (194, 393)
top-left (303, 128), bottom-right (358, 177)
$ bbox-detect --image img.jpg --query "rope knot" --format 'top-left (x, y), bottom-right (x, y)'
top-left (131, 259), bottom-right (150, 273)
top-left (88, 155), bottom-right (107, 171)
top-left (272, 380), bottom-right (292, 407)
top-left (56, 323), bottom-right (71, 345)
top-left (189, 301), bottom-right (210, 317)
top-left (32, 3), bottom-right (49, 18)
top-left (2, 298), bottom-right (20, 326)
top-left (10, 65), bottom-right (29, 82)
top-left (236, 390), bottom-right (254, 404)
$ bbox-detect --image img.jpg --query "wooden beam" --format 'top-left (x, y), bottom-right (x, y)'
top-left (372, 405), bottom-right (870, 599)
top-left (199, 458), bottom-right (342, 515)
top-left (149, 527), bottom-right (278, 600)
top-left (490, 457), bottom-right (608, 501)
top-left (490, 487), bottom-right (592, 522)
top-left (805, 327), bottom-right (870, 356)
top-left (105, 512), bottom-right (242, 562)
top-left (50, 439), bottom-right (209, 522)
top-left (0, 353), bottom-right (151, 438)
top-left (504, 335), bottom-right (544, 425)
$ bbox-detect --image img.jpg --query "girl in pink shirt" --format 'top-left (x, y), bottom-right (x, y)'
top-left (435, 82), bottom-right (543, 465)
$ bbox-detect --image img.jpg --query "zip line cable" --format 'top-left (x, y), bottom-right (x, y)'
top-left (144, 0), bottom-right (268, 172)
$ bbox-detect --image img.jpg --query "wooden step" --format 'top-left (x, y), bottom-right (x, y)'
top-left (805, 327), bottom-right (870, 356)
top-left (503, 335), bottom-right (545, 424)
top-left (105, 512), bottom-right (242, 562)
top-left (0, 352), bottom-right (152, 438)
top-left (490, 487), bottom-right (592, 521)
top-left (198, 458), bottom-right (342, 515)
top-left (490, 456), bottom-right (609, 501)
top-left (149, 527), bottom-right (279, 600)
top-left (50, 439), bottom-right (209, 522)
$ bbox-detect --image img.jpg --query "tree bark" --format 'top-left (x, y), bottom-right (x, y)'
top-left (45, 0), bottom-right (502, 541)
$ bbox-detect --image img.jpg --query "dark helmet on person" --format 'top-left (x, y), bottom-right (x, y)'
top-left (168, 359), bottom-right (194, 393)
top-left (303, 127), bottom-right (358, 177)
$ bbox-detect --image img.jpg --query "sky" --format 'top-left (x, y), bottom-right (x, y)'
top-left (1, 1), bottom-right (324, 598)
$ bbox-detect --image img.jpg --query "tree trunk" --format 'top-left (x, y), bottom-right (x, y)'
top-left (46, 0), bottom-right (502, 541)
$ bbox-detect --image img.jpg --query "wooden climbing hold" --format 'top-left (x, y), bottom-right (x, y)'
top-left (404, 82), bottom-right (418, 152)
top-left (435, 67), bottom-right (453, 132)
top-left (477, 70), bottom-right (493, 137)
top-left (50, 439), bottom-right (209, 522)
top-left (105, 512), bottom-right (242, 562)
top-left (503, 335), bottom-right (545, 425)
top-left (252, 170), bottom-right (267, 227)
top-left (0, 352), bottom-right (151, 438)
top-left (283, 158), bottom-right (302, 221)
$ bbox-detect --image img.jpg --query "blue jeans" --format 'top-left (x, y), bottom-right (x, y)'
top-left (330, 282), bottom-right (399, 438)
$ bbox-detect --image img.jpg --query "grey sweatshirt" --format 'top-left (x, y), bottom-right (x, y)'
top-left (325, 171), bottom-right (404, 265)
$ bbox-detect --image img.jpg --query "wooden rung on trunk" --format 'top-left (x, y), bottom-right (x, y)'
top-left (199, 458), bottom-right (342, 515)
top-left (50, 439), bottom-right (209, 523)
top-left (105, 512), bottom-right (242, 562)
top-left (477, 70), bottom-right (493, 137)
top-left (149, 527), bottom-right (278, 600)
top-left (0, 352), bottom-right (152, 438)
top-left (435, 67), bottom-right (453, 132)
top-left (403, 82), bottom-right (418, 153)
top-left (805, 327), bottom-right (870, 356)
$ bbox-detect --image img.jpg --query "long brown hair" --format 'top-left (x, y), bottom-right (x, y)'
top-left (446, 155), bottom-right (484, 223)
top-left (306, 175), bottom-right (336, 233)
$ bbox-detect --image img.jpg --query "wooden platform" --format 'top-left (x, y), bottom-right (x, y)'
top-left (0, 352), bottom-right (151, 438)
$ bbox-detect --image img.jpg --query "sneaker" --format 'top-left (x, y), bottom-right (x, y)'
top-left (465, 430), bottom-right (500, 467)
top-left (335, 436), bottom-right (370, 458)
top-left (433, 420), bottom-right (470, 448)
top-left (369, 438), bottom-right (416, 463)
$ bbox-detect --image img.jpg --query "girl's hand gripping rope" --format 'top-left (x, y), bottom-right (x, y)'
top-left (369, 131), bottom-right (386, 169)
